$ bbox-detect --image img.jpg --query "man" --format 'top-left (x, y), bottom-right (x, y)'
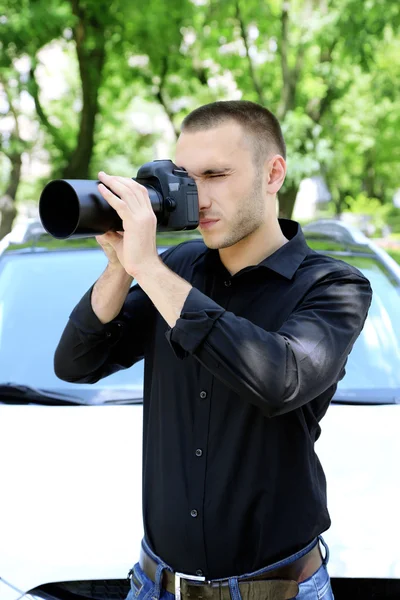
top-left (55, 100), bottom-right (372, 600)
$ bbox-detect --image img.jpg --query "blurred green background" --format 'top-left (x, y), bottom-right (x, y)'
top-left (1, 0), bottom-right (400, 258)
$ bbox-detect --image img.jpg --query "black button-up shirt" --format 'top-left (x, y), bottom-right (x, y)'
top-left (54, 219), bottom-right (372, 579)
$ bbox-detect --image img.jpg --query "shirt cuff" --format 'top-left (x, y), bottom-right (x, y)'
top-left (165, 287), bottom-right (225, 359)
top-left (69, 285), bottom-right (125, 342)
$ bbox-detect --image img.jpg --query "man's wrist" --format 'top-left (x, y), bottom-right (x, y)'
top-left (127, 256), bottom-right (163, 282)
top-left (132, 258), bottom-right (192, 328)
top-left (106, 261), bottom-right (134, 282)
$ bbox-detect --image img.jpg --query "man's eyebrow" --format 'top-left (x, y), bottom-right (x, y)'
top-left (180, 167), bottom-right (232, 176)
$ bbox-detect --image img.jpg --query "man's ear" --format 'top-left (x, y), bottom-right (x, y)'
top-left (266, 155), bottom-right (287, 194)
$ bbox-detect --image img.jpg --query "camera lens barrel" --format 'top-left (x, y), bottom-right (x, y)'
top-left (39, 160), bottom-right (199, 239)
top-left (39, 179), bottom-right (162, 239)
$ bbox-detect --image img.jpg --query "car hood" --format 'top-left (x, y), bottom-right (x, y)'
top-left (0, 405), bottom-right (144, 598)
top-left (1, 402), bottom-right (400, 597)
top-left (316, 402), bottom-right (400, 579)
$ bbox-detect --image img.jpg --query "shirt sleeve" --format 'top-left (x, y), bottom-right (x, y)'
top-left (54, 246), bottom-right (183, 384)
top-left (165, 270), bottom-right (373, 417)
top-left (54, 282), bottom-right (156, 383)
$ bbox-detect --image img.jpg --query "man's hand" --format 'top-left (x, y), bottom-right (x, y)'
top-left (96, 170), bottom-right (192, 328)
top-left (96, 172), bottom-right (159, 278)
top-left (95, 232), bottom-right (123, 267)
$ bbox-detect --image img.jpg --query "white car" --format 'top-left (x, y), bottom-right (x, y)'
top-left (1, 222), bottom-right (400, 599)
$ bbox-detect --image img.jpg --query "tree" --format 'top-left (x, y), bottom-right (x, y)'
top-left (0, 0), bottom-right (69, 235)
top-left (0, 73), bottom-right (24, 238)
top-left (176, 0), bottom-right (400, 217)
top-left (2, 0), bottom-right (399, 229)
top-left (26, 0), bottom-right (108, 179)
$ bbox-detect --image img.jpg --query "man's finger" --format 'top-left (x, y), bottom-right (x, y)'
top-left (98, 172), bottom-right (143, 208)
top-left (112, 176), bottom-right (153, 211)
top-left (117, 177), bottom-right (151, 202)
top-left (102, 173), bottom-right (152, 206)
top-left (96, 231), bottom-right (123, 244)
top-left (101, 231), bottom-right (122, 245)
top-left (98, 183), bottom-right (128, 216)
top-left (98, 172), bottom-right (155, 218)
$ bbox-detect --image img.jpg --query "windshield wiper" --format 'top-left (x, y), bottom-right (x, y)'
top-left (103, 396), bottom-right (143, 405)
top-left (0, 383), bottom-right (84, 405)
top-left (332, 389), bottom-right (400, 405)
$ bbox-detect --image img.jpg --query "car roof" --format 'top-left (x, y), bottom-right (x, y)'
top-left (302, 220), bottom-right (400, 282)
top-left (0, 218), bottom-right (369, 253)
top-left (0, 223), bottom-right (203, 256)
top-left (2, 218), bottom-right (400, 282)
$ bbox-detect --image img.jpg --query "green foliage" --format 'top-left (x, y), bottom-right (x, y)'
top-left (345, 193), bottom-right (385, 215)
top-left (384, 206), bottom-right (400, 235)
top-left (387, 250), bottom-right (400, 265)
top-left (281, 110), bottom-right (334, 187)
top-left (1, 0), bottom-right (400, 226)
top-left (344, 193), bottom-right (400, 236)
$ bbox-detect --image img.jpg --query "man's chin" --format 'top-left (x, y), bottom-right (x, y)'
top-left (201, 234), bottom-right (220, 250)
top-left (200, 232), bottom-right (235, 251)
top-left (199, 223), bottom-right (242, 250)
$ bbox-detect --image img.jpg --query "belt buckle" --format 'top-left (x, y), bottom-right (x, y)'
top-left (175, 572), bottom-right (207, 600)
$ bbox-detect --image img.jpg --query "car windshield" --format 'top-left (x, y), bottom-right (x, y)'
top-left (0, 249), bottom-right (144, 403)
top-left (332, 254), bottom-right (400, 401)
top-left (0, 247), bottom-right (399, 405)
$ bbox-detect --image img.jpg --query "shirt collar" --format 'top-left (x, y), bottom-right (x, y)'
top-left (191, 219), bottom-right (309, 280)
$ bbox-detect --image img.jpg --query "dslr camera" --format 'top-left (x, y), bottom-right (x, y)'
top-left (39, 160), bottom-right (199, 239)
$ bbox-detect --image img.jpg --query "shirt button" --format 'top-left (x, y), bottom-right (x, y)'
top-left (190, 509), bottom-right (198, 518)
top-left (106, 331), bottom-right (112, 338)
top-left (200, 391), bottom-right (207, 399)
top-left (195, 449), bottom-right (203, 457)
top-left (196, 570), bottom-right (204, 577)
top-left (224, 280), bottom-right (232, 287)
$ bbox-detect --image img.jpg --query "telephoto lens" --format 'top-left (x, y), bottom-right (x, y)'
top-left (39, 160), bottom-right (199, 239)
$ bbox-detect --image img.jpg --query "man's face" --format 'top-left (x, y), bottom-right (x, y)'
top-left (175, 121), bottom-right (266, 250)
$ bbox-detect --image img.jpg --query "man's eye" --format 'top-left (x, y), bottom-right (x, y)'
top-left (210, 174), bottom-right (227, 178)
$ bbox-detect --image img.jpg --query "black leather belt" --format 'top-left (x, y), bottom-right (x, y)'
top-left (139, 543), bottom-right (323, 600)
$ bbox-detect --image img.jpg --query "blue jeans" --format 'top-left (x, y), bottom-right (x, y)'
top-left (127, 537), bottom-right (334, 600)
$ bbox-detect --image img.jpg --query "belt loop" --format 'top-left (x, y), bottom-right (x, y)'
top-left (318, 535), bottom-right (330, 565)
top-left (127, 568), bottom-right (136, 595)
top-left (152, 563), bottom-right (165, 600)
top-left (228, 578), bottom-right (242, 600)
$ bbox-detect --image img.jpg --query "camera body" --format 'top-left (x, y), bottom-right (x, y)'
top-left (39, 159), bottom-right (199, 239)
top-left (136, 160), bottom-right (198, 231)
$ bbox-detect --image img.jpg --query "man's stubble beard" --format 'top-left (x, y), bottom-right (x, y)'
top-left (205, 172), bottom-right (265, 250)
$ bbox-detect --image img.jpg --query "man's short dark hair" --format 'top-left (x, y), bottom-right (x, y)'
top-left (180, 100), bottom-right (286, 164)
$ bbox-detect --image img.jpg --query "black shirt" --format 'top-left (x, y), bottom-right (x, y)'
top-left (54, 219), bottom-right (372, 579)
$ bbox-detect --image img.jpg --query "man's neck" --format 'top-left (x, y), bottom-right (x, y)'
top-left (219, 218), bottom-right (289, 276)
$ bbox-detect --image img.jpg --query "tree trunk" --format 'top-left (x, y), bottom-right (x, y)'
top-left (0, 152), bottom-right (22, 239)
top-left (235, 0), bottom-right (265, 105)
top-left (362, 148), bottom-right (381, 201)
top-left (278, 184), bottom-right (298, 219)
top-left (62, 2), bottom-right (106, 179)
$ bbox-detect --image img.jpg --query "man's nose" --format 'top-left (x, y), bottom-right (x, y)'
top-left (197, 186), bottom-right (212, 211)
